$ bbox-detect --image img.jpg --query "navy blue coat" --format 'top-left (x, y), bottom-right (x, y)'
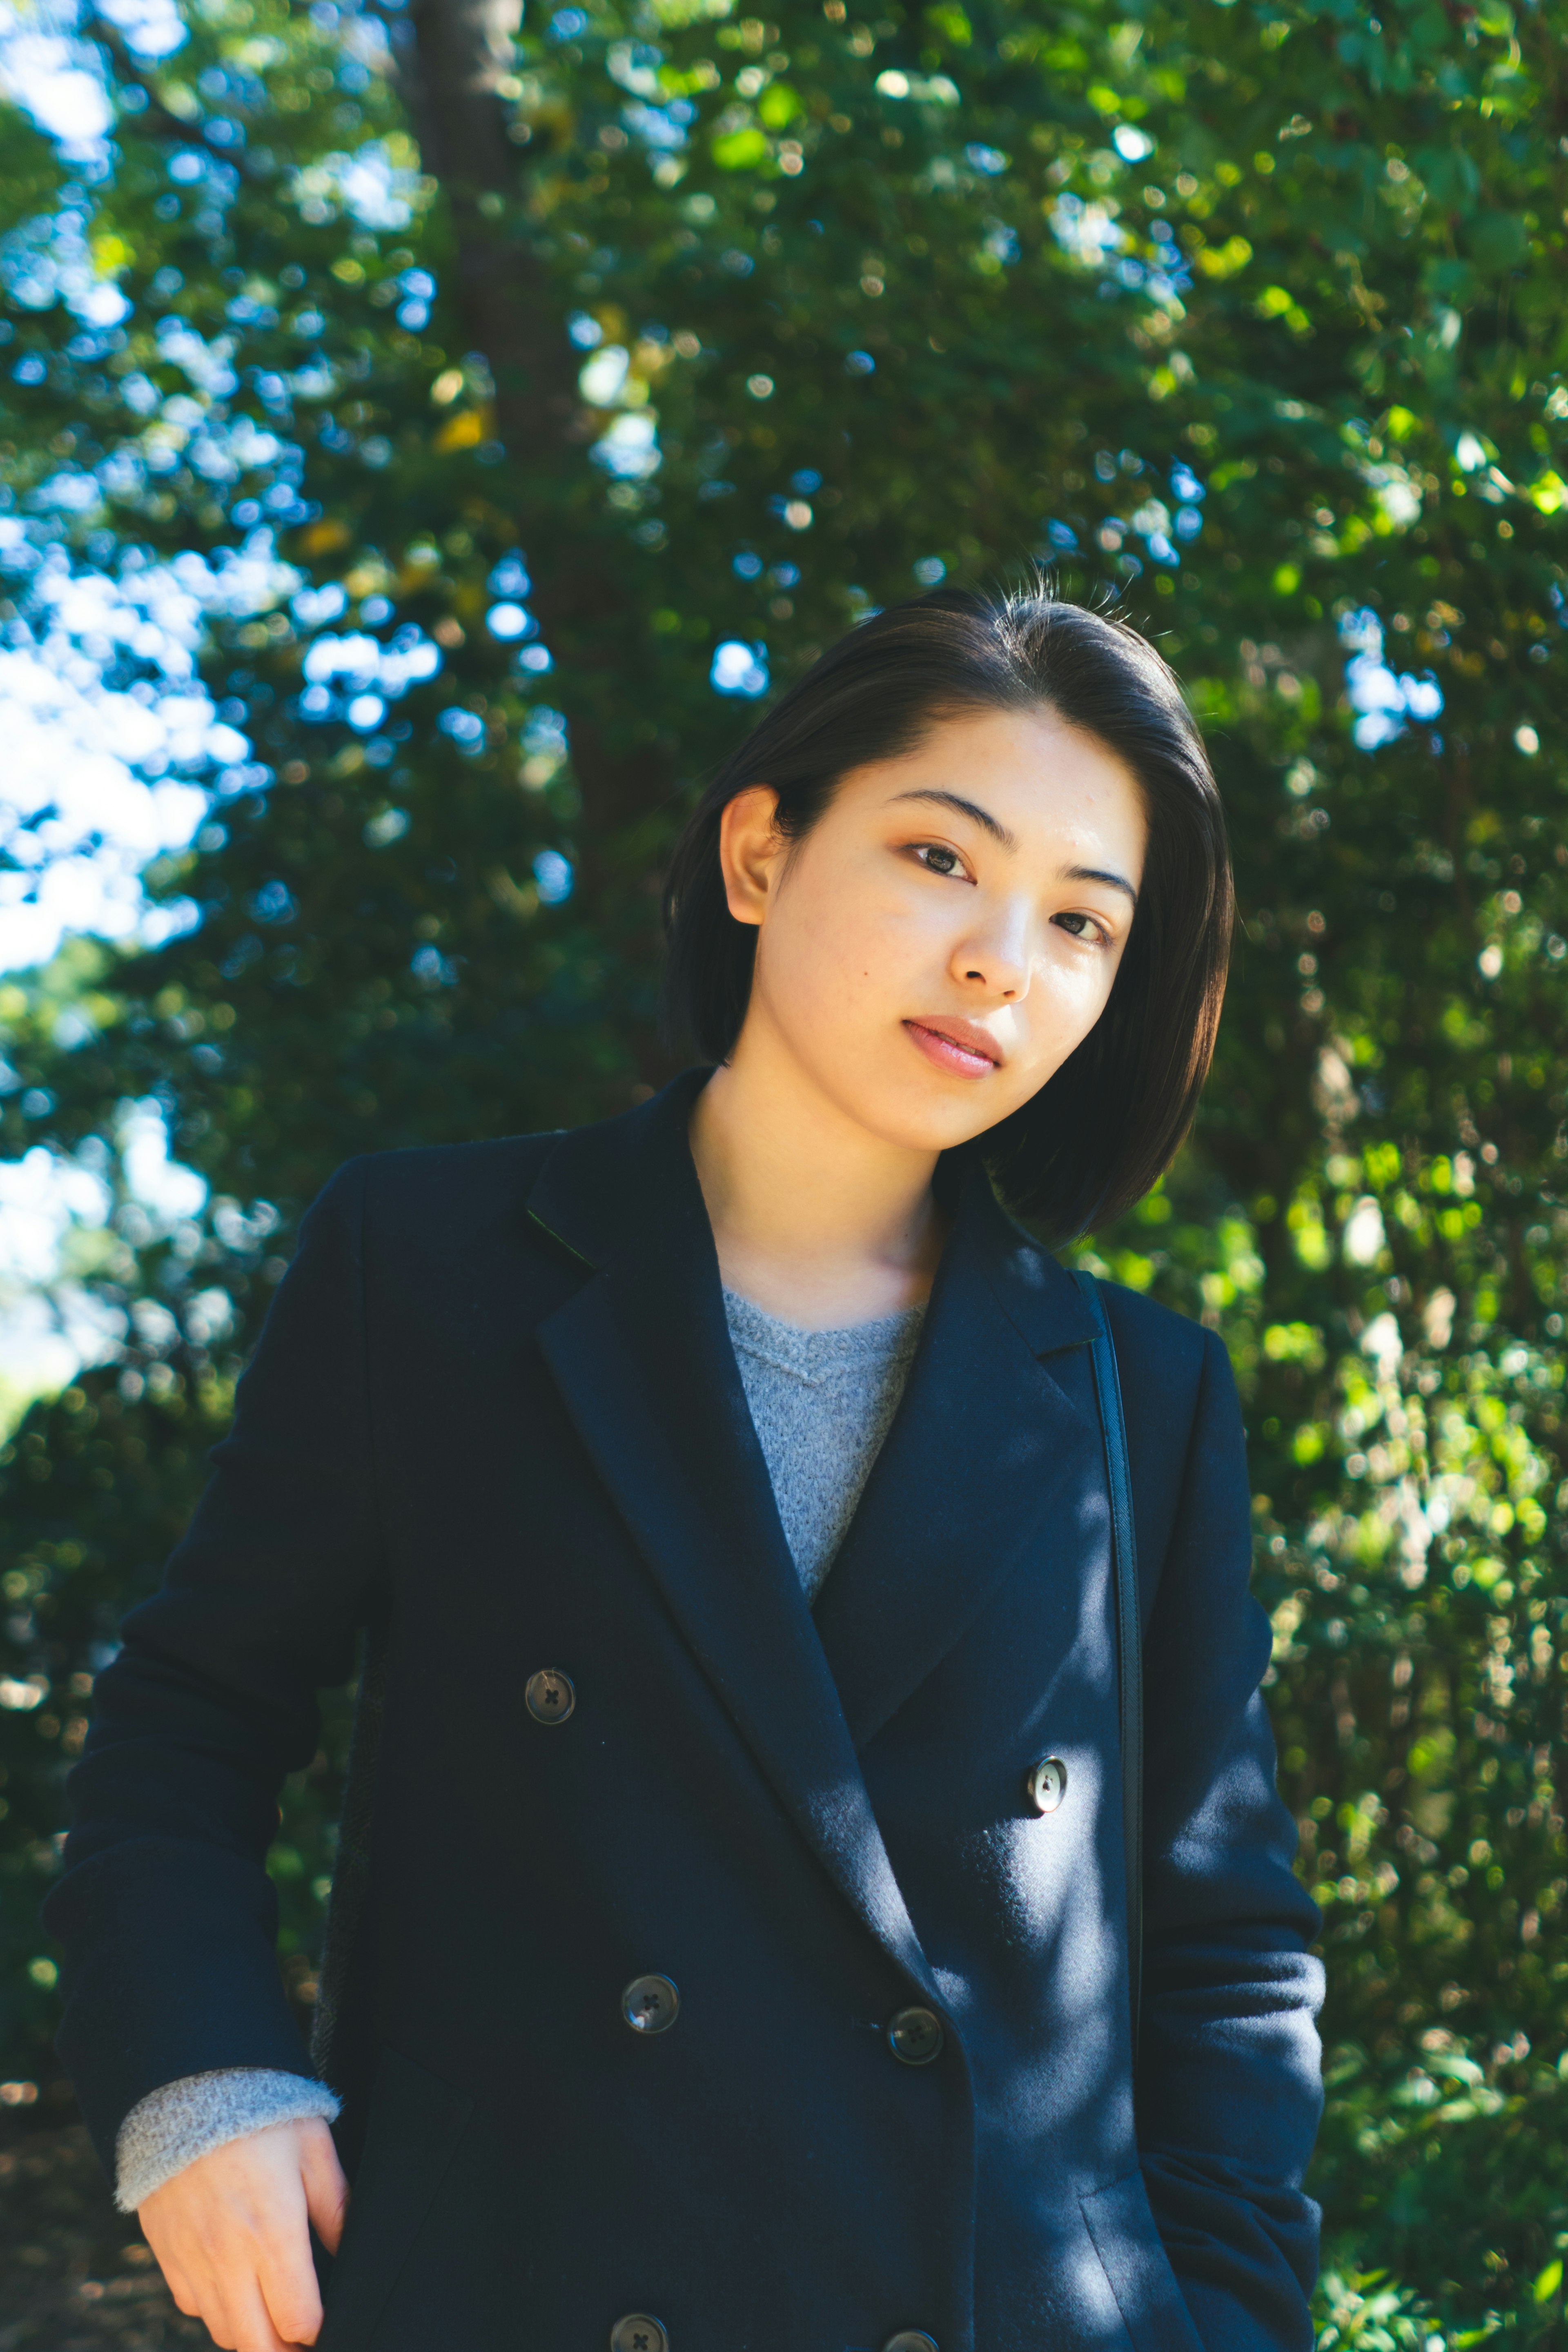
top-left (45, 1067), bottom-right (1324, 2352)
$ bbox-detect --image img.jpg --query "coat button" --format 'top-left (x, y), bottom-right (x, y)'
top-left (609, 2318), bottom-right (668, 2352)
top-left (1024, 1755), bottom-right (1067, 1814)
top-left (887, 2006), bottom-right (944, 2065)
top-left (525, 1668), bottom-right (575, 1726)
top-left (621, 1973), bottom-right (680, 2034)
top-left (883, 2334), bottom-right (939, 2352)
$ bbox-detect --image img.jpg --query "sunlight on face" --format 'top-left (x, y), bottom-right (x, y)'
top-left (722, 703), bottom-right (1150, 1157)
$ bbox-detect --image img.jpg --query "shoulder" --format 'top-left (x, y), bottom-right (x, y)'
top-left (301, 1129), bottom-right (566, 1250)
top-left (1091, 1275), bottom-right (1239, 1456)
top-left (1093, 1274), bottom-right (1211, 1383)
top-left (1085, 1281), bottom-right (1249, 1578)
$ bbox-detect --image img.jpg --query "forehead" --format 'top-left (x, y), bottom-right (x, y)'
top-left (849, 703), bottom-right (1149, 839)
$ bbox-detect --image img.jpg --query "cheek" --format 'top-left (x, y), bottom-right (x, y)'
top-left (761, 858), bottom-right (919, 1015)
top-left (1010, 940), bottom-right (1122, 1075)
top-left (1033, 936), bottom-right (1116, 1015)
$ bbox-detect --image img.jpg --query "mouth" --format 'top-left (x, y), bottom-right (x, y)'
top-left (903, 1017), bottom-right (1004, 1080)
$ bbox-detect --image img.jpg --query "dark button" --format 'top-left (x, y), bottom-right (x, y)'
top-left (525, 1668), bottom-right (575, 1726)
top-left (887, 2006), bottom-right (944, 2065)
top-left (609, 2318), bottom-right (668, 2352)
top-left (1024, 1754), bottom-right (1067, 1815)
top-left (621, 1973), bottom-right (680, 2035)
top-left (883, 2334), bottom-right (939, 2352)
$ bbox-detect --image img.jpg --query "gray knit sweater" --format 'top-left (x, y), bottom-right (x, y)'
top-left (111, 1285), bottom-right (925, 2211)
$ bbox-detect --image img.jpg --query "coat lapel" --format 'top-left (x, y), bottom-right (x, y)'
top-left (524, 1069), bottom-right (936, 1995)
top-left (811, 1156), bottom-right (1103, 1753)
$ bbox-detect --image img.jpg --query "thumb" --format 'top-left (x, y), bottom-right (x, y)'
top-left (301, 2125), bottom-right (352, 2256)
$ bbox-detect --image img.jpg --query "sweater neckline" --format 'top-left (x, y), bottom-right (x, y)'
top-left (720, 1284), bottom-right (926, 1356)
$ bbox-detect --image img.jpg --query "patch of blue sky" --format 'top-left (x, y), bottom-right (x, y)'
top-left (1112, 125), bottom-right (1154, 162)
top-left (1049, 193), bottom-right (1130, 266)
top-left (488, 553), bottom-right (531, 598)
top-left (623, 98), bottom-right (690, 149)
top-left (606, 39), bottom-right (664, 94)
top-left (297, 624), bottom-right (442, 714)
top-left (0, 14), bottom-right (112, 149)
top-left (592, 410), bottom-right (661, 478)
top-left (92, 0), bottom-right (186, 59)
top-left (290, 144), bottom-right (421, 232)
top-left (533, 849), bottom-right (573, 903)
top-left (2, 198), bottom-right (131, 330)
top-left (0, 1092), bottom-right (224, 1426)
top-left (524, 707), bottom-right (568, 756)
top-left (1341, 608), bottom-right (1443, 750)
top-left (0, 1139), bottom-right (123, 1423)
top-left (711, 640), bottom-right (769, 696)
top-left (0, 532), bottom-right (298, 971)
top-left (437, 706), bottom-right (486, 748)
top-left (580, 344), bottom-right (631, 404)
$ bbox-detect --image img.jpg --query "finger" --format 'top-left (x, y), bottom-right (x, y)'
top-left (257, 2258), bottom-right (322, 2352)
top-left (166, 2270), bottom-right (204, 2321)
top-left (225, 2271), bottom-right (299, 2352)
top-left (187, 2286), bottom-right (241, 2352)
top-left (256, 2248), bottom-right (324, 2349)
top-left (137, 2213), bottom-right (199, 2316)
top-left (159, 2242), bottom-right (240, 2345)
top-left (252, 2199), bottom-right (325, 2347)
top-left (158, 2257), bottom-right (200, 2319)
top-left (300, 2128), bottom-right (351, 2257)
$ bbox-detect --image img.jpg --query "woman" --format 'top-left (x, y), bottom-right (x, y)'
top-left (44, 586), bottom-right (1324, 2352)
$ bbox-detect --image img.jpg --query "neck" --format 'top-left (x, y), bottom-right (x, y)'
top-left (687, 1032), bottom-right (947, 1330)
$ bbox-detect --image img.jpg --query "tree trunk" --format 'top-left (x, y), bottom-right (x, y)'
top-left (396, 0), bottom-right (680, 1070)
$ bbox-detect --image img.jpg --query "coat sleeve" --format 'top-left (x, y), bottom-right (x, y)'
top-left (1134, 1322), bottom-right (1325, 2352)
top-left (41, 1157), bottom-right (385, 2180)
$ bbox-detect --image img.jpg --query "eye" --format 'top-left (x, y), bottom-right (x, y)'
top-left (912, 842), bottom-right (969, 880)
top-left (1054, 910), bottom-right (1111, 947)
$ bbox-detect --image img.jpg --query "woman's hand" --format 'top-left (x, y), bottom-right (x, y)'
top-left (138, 2115), bottom-right (350, 2351)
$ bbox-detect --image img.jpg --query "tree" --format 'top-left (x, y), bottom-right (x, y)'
top-left (1, 0), bottom-right (1564, 2331)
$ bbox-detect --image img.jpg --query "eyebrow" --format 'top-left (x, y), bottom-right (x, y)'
top-left (887, 788), bottom-right (1018, 850)
top-left (1062, 862), bottom-right (1139, 909)
top-left (888, 790), bottom-right (1139, 908)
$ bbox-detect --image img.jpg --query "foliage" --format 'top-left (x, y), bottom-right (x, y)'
top-left (0, 0), bottom-right (1564, 2335)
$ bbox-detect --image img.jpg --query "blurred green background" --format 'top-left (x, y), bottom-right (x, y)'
top-left (0, 0), bottom-right (1563, 2339)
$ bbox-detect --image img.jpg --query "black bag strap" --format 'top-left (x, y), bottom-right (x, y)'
top-left (1071, 1268), bottom-right (1144, 2061)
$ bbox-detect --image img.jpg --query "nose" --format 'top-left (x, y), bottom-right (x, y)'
top-left (951, 896), bottom-right (1032, 1001)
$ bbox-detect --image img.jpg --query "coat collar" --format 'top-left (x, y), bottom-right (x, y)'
top-left (811, 1140), bottom-right (1102, 1752)
top-left (524, 1067), bottom-right (1099, 1978)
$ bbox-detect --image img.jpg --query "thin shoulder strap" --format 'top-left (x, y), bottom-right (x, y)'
top-left (1071, 1268), bottom-right (1144, 2062)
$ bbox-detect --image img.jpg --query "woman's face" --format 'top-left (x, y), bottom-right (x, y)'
top-left (719, 702), bottom-right (1150, 1156)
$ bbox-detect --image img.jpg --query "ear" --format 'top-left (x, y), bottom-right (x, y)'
top-left (717, 786), bottom-right (786, 928)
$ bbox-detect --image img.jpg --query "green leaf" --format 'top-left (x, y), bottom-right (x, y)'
top-left (0, 100), bottom-right (63, 234)
top-left (1465, 210), bottom-right (1529, 268)
top-left (711, 125), bottom-right (769, 168)
top-left (924, 2), bottom-right (972, 44)
top-left (757, 81), bottom-right (800, 127)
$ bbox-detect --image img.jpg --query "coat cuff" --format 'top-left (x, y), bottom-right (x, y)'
top-left (114, 2067), bottom-right (341, 2214)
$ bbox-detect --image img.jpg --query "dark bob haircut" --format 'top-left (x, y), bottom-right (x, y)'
top-left (661, 584), bottom-right (1234, 1241)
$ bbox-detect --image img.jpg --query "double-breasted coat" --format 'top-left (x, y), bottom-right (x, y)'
top-left (45, 1066), bottom-right (1325, 2352)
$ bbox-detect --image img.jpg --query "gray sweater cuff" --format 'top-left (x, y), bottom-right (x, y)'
top-left (114, 2067), bottom-right (342, 2214)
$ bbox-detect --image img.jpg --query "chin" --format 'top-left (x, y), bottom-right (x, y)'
top-left (857, 1075), bottom-right (1016, 1158)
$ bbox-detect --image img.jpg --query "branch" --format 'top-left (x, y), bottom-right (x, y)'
top-left (84, 9), bottom-right (270, 179)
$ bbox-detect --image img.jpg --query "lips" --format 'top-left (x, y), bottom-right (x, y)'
top-left (904, 1017), bottom-right (1003, 1079)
